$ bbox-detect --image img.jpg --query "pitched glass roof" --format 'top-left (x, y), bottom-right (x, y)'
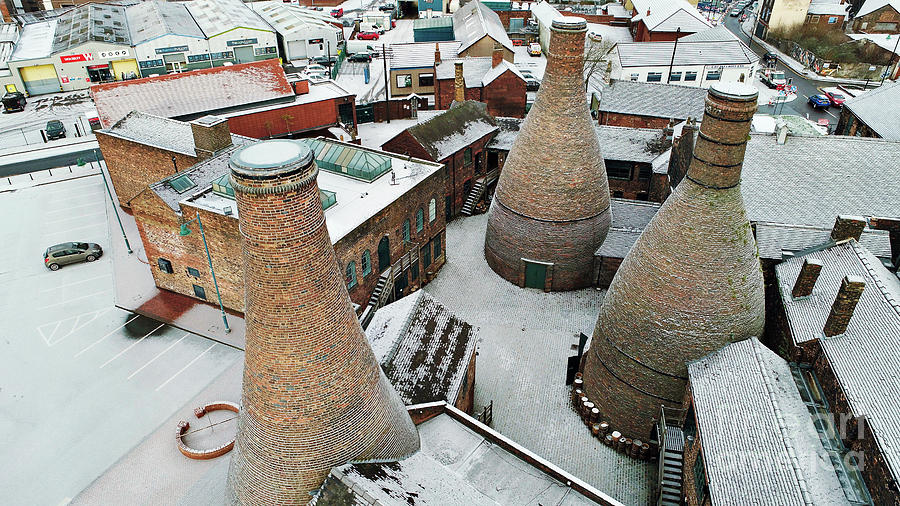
top-left (305, 138), bottom-right (392, 181)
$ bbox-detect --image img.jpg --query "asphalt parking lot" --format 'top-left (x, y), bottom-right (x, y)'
top-left (0, 174), bottom-right (242, 505)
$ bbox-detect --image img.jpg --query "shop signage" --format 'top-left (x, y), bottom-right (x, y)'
top-left (156, 45), bottom-right (190, 55)
top-left (60, 76), bottom-right (69, 83)
top-left (309, 38), bottom-right (324, 44)
top-left (99, 49), bottom-right (130, 59)
top-left (226, 38), bottom-right (258, 47)
top-left (60, 53), bottom-right (94, 63)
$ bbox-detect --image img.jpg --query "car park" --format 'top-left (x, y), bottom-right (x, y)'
top-left (44, 242), bottom-right (103, 270)
top-left (808, 94), bottom-right (831, 109)
top-left (357, 31), bottom-right (380, 40)
top-left (46, 119), bottom-right (66, 140)
top-left (2, 91), bottom-right (26, 113)
top-left (528, 42), bottom-right (541, 56)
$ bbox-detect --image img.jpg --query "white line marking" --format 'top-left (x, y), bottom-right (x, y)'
top-left (43, 222), bottom-right (107, 236)
top-left (45, 211), bottom-right (106, 225)
top-left (825, 109), bottom-right (838, 119)
top-left (156, 344), bottom-right (215, 391)
top-left (128, 333), bottom-right (189, 379)
top-left (39, 307), bottom-right (113, 346)
top-left (38, 289), bottom-right (111, 310)
top-left (45, 182), bottom-right (101, 194)
top-left (74, 314), bottom-right (141, 358)
top-left (45, 202), bottom-right (105, 215)
top-left (100, 323), bottom-right (164, 369)
top-left (40, 273), bottom-right (111, 293)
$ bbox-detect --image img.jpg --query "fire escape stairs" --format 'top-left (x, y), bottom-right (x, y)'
top-left (659, 425), bottom-right (685, 506)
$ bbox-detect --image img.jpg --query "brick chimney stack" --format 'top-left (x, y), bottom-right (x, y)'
top-left (491, 44), bottom-right (504, 68)
top-left (582, 83), bottom-right (765, 439)
top-left (830, 215), bottom-right (867, 243)
top-left (668, 117), bottom-right (697, 189)
top-left (434, 42), bottom-right (441, 65)
top-left (226, 140), bottom-right (420, 502)
top-left (823, 275), bottom-right (866, 336)
top-left (792, 258), bottom-right (823, 298)
top-left (190, 115), bottom-right (232, 160)
top-left (484, 17), bottom-right (611, 291)
top-left (454, 61), bottom-right (465, 103)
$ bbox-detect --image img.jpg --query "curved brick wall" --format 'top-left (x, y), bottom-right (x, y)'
top-left (484, 17), bottom-right (611, 291)
top-left (582, 84), bottom-right (766, 438)
top-left (225, 140), bottom-right (420, 504)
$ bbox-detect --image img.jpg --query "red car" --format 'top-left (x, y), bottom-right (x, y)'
top-left (357, 31), bottom-right (380, 40)
top-left (330, 7), bottom-right (343, 17)
top-left (823, 89), bottom-right (847, 107)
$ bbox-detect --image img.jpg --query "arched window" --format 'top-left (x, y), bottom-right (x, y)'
top-left (403, 219), bottom-right (411, 242)
top-left (346, 261), bottom-right (357, 288)
top-left (416, 208), bottom-right (424, 232)
top-left (362, 250), bottom-right (372, 277)
top-left (428, 198), bottom-right (436, 222)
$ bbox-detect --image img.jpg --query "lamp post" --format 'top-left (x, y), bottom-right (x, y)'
top-left (667, 28), bottom-right (681, 84)
top-left (180, 212), bottom-right (230, 333)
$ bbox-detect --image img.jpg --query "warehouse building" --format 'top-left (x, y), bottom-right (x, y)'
top-left (249, 2), bottom-right (343, 62)
top-left (127, 1), bottom-right (209, 77)
top-left (184, 0), bottom-right (277, 65)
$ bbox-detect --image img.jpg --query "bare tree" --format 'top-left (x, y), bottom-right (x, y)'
top-left (583, 36), bottom-right (616, 91)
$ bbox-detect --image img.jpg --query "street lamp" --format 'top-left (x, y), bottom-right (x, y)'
top-left (179, 212), bottom-right (231, 333)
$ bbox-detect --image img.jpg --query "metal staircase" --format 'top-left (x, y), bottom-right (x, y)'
top-left (658, 407), bottom-right (685, 506)
top-left (360, 268), bottom-right (393, 329)
top-left (461, 169), bottom-right (499, 216)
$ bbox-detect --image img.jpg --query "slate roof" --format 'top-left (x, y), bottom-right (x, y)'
top-left (596, 125), bottom-right (665, 163)
top-left (486, 116), bottom-right (522, 150)
top-left (51, 3), bottom-right (131, 54)
top-left (595, 79), bottom-right (707, 120)
top-left (616, 39), bottom-right (758, 67)
top-left (315, 408), bottom-right (614, 506)
top-left (184, 0), bottom-right (271, 38)
top-left (596, 199), bottom-right (660, 258)
top-left (688, 338), bottom-right (851, 506)
top-left (435, 57), bottom-right (524, 87)
top-left (741, 134), bottom-right (900, 228)
top-left (755, 222), bottom-right (893, 261)
top-left (126, 1), bottom-right (204, 45)
top-left (630, 0), bottom-right (710, 32)
top-left (101, 111), bottom-right (252, 157)
top-left (366, 291), bottom-right (478, 406)
top-left (453, 0), bottom-right (514, 53)
top-left (842, 79), bottom-right (900, 141)
top-left (389, 41), bottom-right (461, 70)
top-left (148, 144), bottom-right (246, 211)
top-left (90, 59), bottom-right (294, 127)
top-left (390, 101), bottom-right (498, 161)
top-left (855, 0), bottom-right (900, 17)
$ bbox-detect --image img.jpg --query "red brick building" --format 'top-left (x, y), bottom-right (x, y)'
top-left (851, 0), bottom-right (900, 32)
top-left (433, 52), bottom-right (527, 118)
top-left (381, 101), bottom-right (499, 219)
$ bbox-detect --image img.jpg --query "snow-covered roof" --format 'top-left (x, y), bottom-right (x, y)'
top-left (185, 0), bottom-right (272, 38)
top-left (389, 41), bottom-right (461, 70)
top-left (616, 39), bottom-right (758, 67)
top-left (388, 101), bottom-right (499, 161)
top-left (51, 3), bottom-right (131, 54)
top-left (807, 0), bottom-right (850, 16)
top-left (848, 33), bottom-right (900, 56)
top-left (755, 221), bottom-right (892, 261)
top-left (453, 0), bottom-right (514, 53)
top-left (435, 57), bottom-right (524, 87)
top-left (126, 1), bottom-right (204, 46)
top-left (482, 59), bottom-right (523, 85)
top-left (91, 59), bottom-right (294, 127)
top-left (100, 110), bottom-right (251, 156)
top-left (586, 22), bottom-right (634, 44)
top-left (366, 291), bottom-right (478, 406)
top-left (855, 0), bottom-right (900, 18)
top-left (10, 20), bottom-right (56, 60)
top-left (531, 1), bottom-right (562, 27)
top-left (248, 2), bottom-right (341, 38)
top-left (0, 23), bottom-right (18, 66)
top-left (630, 0), bottom-right (710, 33)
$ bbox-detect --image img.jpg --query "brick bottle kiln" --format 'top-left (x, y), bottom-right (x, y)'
top-left (484, 17), bottom-right (611, 291)
top-left (225, 140), bottom-right (420, 503)
top-left (582, 84), bottom-right (766, 438)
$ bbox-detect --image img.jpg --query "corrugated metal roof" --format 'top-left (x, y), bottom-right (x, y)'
top-left (185, 0), bottom-right (272, 38)
top-left (51, 3), bottom-right (132, 54)
top-left (616, 39), bottom-right (757, 67)
top-left (389, 41), bottom-right (460, 70)
top-left (453, 0), bottom-right (514, 53)
top-left (688, 338), bottom-right (851, 505)
top-left (414, 16), bottom-right (454, 29)
top-left (842, 79), bottom-right (900, 141)
top-left (126, 1), bottom-right (204, 46)
top-left (249, 2), bottom-right (341, 37)
top-left (10, 20), bottom-right (56, 60)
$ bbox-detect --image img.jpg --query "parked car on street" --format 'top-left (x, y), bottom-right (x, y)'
top-left (821, 88), bottom-right (847, 107)
top-left (348, 52), bottom-right (373, 62)
top-left (44, 242), bottom-right (103, 270)
top-left (730, 8), bottom-right (740, 16)
top-left (808, 94), bottom-right (831, 109)
top-left (760, 68), bottom-right (787, 88)
top-left (357, 31), bottom-right (380, 40)
top-left (528, 42), bottom-right (541, 56)
top-left (331, 7), bottom-right (343, 17)
top-left (46, 119), bottom-right (66, 140)
top-left (762, 52), bottom-right (778, 65)
top-left (2, 91), bottom-right (26, 113)
top-left (519, 70), bottom-right (540, 91)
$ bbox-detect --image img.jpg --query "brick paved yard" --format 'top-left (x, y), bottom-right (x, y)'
top-left (424, 212), bottom-right (656, 505)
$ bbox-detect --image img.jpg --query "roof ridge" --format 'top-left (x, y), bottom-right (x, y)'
top-left (382, 291), bottom-right (426, 367)
top-left (850, 241), bottom-right (900, 318)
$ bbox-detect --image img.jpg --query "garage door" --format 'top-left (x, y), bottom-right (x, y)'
top-left (234, 46), bottom-right (254, 64)
top-left (287, 40), bottom-right (307, 60)
top-left (20, 65), bottom-right (60, 96)
top-left (110, 59), bottom-right (139, 80)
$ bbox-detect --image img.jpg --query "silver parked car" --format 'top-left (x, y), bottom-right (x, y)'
top-left (44, 242), bottom-right (103, 270)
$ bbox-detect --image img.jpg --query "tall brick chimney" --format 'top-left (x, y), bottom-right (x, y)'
top-left (434, 42), bottom-right (441, 65)
top-left (454, 61), bottom-right (465, 103)
top-left (792, 258), bottom-right (823, 298)
top-left (830, 215), bottom-right (867, 243)
top-left (226, 140), bottom-right (420, 502)
top-left (491, 43), bottom-right (504, 68)
top-left (484, 17), bottom-right (611, 291)
top-left (582, 83), bottom-right (765, 439)
top-left (190, 115), bottom-right (232, 160)
top-left (823, 275), bottom-right (866, 336)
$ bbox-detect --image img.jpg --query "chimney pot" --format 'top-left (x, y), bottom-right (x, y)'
top-left (831, 215), bottom-right (867, 243)
top-left (791, 258), bottom-right (823, 298)
top-left (190, 115), bottom-right (232, 160)
top-left (776, 120), bottom-right (788, 144)
top-left (823, 275), bottom-right (866, 337)
top-left (647, 8), bottom-right (651, 16)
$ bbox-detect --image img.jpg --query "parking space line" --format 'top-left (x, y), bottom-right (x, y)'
top-left (44, 211), bottom-right (106, 225)
top-left (45, 182), bottom-right (101, 194)
top-left (43, 222), bottom-right (107, 236)
top-left (37, 307), bottom-right (113, 346)
top-left (45, 202), bottom-right (105, 215)
top-left (74, 314), bottom-right (141, 358)
top-left (128, 333), bottom-right (189, 379)
top-left (40, 273), bottom-right (111, 293)
top-left (99, 323), bottom-right (165, 369)
top-left (38, 289), bottom-right (112, 310)
top-left (156, 344), bottom-right (216, 391)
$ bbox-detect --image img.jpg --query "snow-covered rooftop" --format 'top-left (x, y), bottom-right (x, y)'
top-left (126, 1), bottom-right (205, 46)
top-left (453, 0), bottom-right (514, 53)
top-left (248, 1), bottom-right (342, 37)
top-left (10, 20), bottom-right (56, 61)
top-left (185, 0), bottom-right (272, 37)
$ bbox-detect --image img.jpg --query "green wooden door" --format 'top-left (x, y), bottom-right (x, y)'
top-left (524, 261), bottom-right (547, 289)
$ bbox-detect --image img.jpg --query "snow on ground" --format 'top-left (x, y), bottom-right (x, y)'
top-left (513, 45), bottom-right (547, 80)
top-left (0, 90), bottom-right (96, 149)
top-left (337, 18), bottom-right (416, 104)
top-left (423, 213), bottom-right (656, 505)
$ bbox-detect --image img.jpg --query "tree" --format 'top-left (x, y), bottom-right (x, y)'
top-left (583, 36), bottom-right (616, 91)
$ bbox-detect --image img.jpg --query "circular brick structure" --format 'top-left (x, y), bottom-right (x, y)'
top-left (582, 83), bottom-right (766, 439)
top-left (484, 16), bottom-right (611, 292)
top-left (225, 139), bottom-right (420, 504)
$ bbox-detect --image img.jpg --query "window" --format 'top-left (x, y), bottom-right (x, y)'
top-left (606, 160), bottom-right (633, 180)
top-left (694, 450), bottom-right (708, 504)
top-left (646, 72), bottom-right (662, 82)
top-left (669, 71), bottom-right (682, 82)
top-left (875, 22), bottom-right (898, 31)
top-left (168, 174), bottom-right (195, 193)
top-left (428, 198), bottom-right (436, 222)
top-left (433, 233), bottom-right (442, 258)
top-left (418, 73), bottom-right (434, 87)
top-left (362, 250), bottom-right (372, 277)
top-left (630, 73), bottom-right (639, 81)
top-left (612, 191), bottom-right (624, 198)
top-left (411, 260), bottom-right (419, 281)
top-left (346, 261), bottom-right (357, 288)
top-left (809, 14), bottom-right (820, 23)
top-left (463, 148), bottom-right (472, 166)
top-left (684, 71), bottom-right (698, 81)
top-left (403, 219), bottom-right (411, 242)
top-left (421, 243), bottom-right (432, 267)
top-left (828, 16), bottom-right (838, 23)
top-left (192, 284), bottom-right (206, 299)
top-left (396, 74), bottom-right (412, 88)
top-left (416, 208), bottom-right (424, 232)
top-left (638, 165), bottom-right (652, 181)
top-left (706, 70), bottom-right (721, 81)
top-left (158, 258), bottom-right (174, 274)
top-left (187, 267), bottom-right (201, 277)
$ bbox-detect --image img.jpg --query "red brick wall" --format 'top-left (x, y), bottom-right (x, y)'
top-left (482, 70), bottom-right (527, 118)
top-left (851, 5), bottom-right (900, 33)
top-left (649, 172), bottom-right (671, 203)
top-left (596, 256), bottom-right (622, 288)
top-left (225, 98), bottom-right (345, 139)
top-left (373, 96), bottom-right (430, 122)
top-left (440, 132), bottom-right (494, 217)
top-left (607, 161), bottom-right (653, 200)
top-left (454, 350), bottom-right (477, 414)
top-left (599, 111), bottom-right (674, 129)
top-left (97, 132), bottom-right (199, 208)
top-left (805, 13), bottom-right (845, 27)
top-left (381, 130), bottom-right (435, 161)
top-left (495, 9), bottom-right (532, 29)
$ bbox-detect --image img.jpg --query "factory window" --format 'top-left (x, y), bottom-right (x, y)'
top-left (192, 284), bottom-right (206, 300)
top-left (694, 450), bottom-right (708, 504)
top-left (418, 73), bottom-right (434, 87)
top-left (630, 73), bottom-right (639, 81)
top-left (346, 261), bottom-right (357, 288)
top-left (463, 148), bottom-right (472, 166)
top-left (396, 74), bottom-right (412, 88)
top-left (362, 250), bottom-right (372, 277)
top-left (606, 160), bottom-right (633, 180)
top-left (638, 165), bottom-right (652, 181)
top-left (411, 260), bottom-right (419, 281)
top-left (421, 243), bottom-right (432, 268)
top-left (647, 72), bottom-right (662, 82)
top-left (809, 15), bottom-right (820, 23)
top-left (403, 219), bottom-right (411, 242)
top-left (416, 208), bottom-right (424, 232)
top-left (706, 70), bottom-right (721, 81)
top-left (428, 198), bottom-right (436, 222)
top-left (669, 71), bottom-right (682, 82)
top-left (828, 16), bottom-right (838, 23)
top-left (158, 258), bottom-right (174, 274)
top-left (433, 233), bottom-right (442, 258)
top-left (684, 71), bottom-right (698, 81)
top-left (875, 22), bottom-right (898, 31)
top-left (187, 267), bottom-right (201, 277)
